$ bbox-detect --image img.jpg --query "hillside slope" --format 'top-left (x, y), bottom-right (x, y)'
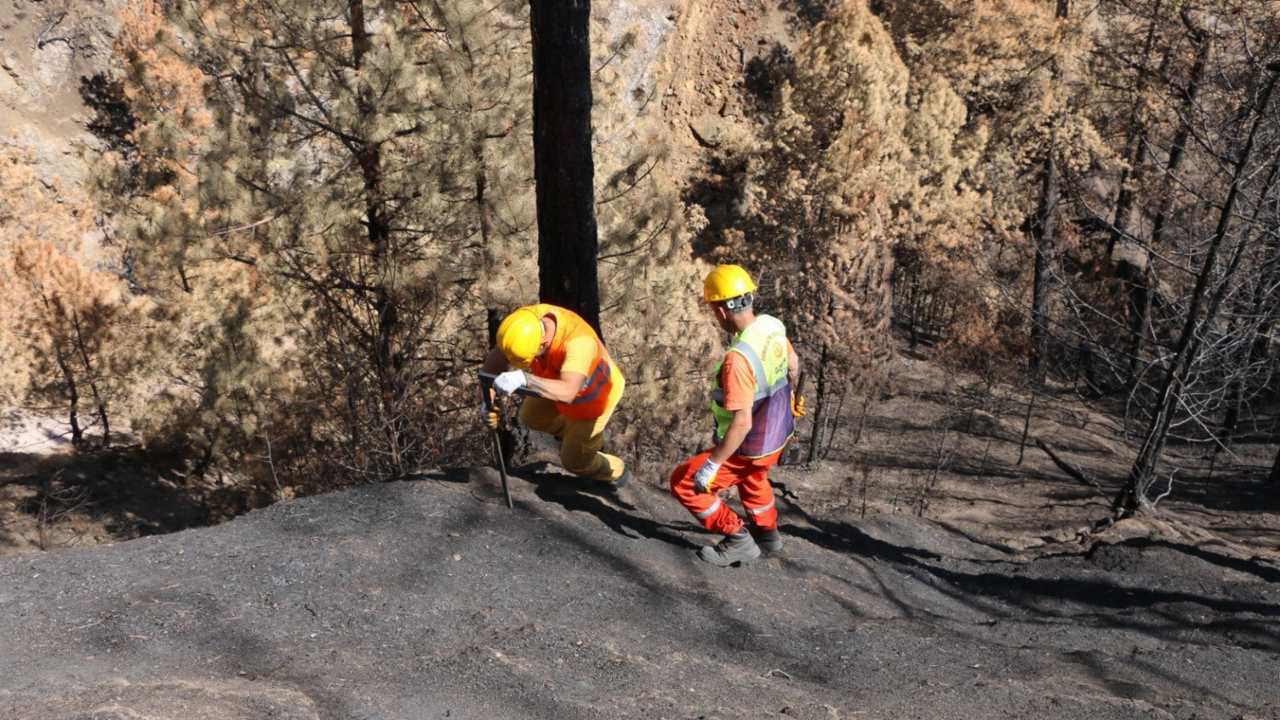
top-left (2, 466), bottom-right (1277, 720)
top-left (0, 0), bottom-right (122, 181)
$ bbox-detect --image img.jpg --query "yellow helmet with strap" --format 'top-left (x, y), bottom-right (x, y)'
top-left (497, 308), bottom-right (543, 368)
top-left (703, 264), bottom-right (758, 303)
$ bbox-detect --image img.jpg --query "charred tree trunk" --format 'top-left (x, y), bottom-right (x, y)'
top-left (1030, 129), bottom-right (1059, 381)
top-left (1128, 17), bottom-right (1210, 384)
top-left (54, 344), bottom-right (83, 448)
top-left (70, 312), bottom-right (110, 449)
top-left (806, 344), bottom-right (830, 466)
top-left (475, 138), bottom-right (494, 258)
top-left (1106, 0), bottom-right (1163, 260)
top-left (530, 0), bottom-right (601, 334)
top-left (1109, 131), bottom-right (1150, 259)
top-left (908, 273), bottom-right (920, 350)
top-left (351, 0), bottom-right (404, 476)
top-left (1217, 152), bottom-right (1280, 449)
top-left (487, 308), bottom-right (518, 460)
top-left (1030, 0), bottom-right (1069, 380)
top-left (1114, 64), bottom-right (1280, 517)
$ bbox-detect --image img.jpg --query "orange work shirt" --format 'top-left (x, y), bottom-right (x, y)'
top-left (525, 303), bottom-right (622, 420)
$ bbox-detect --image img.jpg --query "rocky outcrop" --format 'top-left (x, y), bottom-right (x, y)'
top-left (0, 0), bottom-right (124, 183)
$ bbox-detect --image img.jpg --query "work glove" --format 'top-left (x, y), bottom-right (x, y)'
top-left (693, 459), bottom-right (722, 494)
top-left (792, 394), bottom-right (807, 418)
top-left (493, 369), bottom-right (528, 396)
top-left (481, 397), bottom-right (501, 430)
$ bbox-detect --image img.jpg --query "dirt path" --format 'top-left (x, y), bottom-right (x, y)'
top-left (2, 463), bottom-right (1277, 720)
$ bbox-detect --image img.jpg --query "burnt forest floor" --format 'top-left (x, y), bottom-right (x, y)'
top-left (1, 347), bottom-right (1278, 720)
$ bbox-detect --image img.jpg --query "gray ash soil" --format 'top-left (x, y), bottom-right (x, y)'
top-left (2, 465), bottom-right (1278, 720)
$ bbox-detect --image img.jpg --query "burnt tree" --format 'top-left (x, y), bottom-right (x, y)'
top-left (1127, 12), bottom-right (1212, 384)
top-left (530, 0), bottom-right (602, 334)
top-left (1029, 128), bottom-right (1059, 380)
top-left (1028, 0), bottom-right (1071, 380)
top-left (1104, 0), bottom-right (1164, 262)
top-left (1113, 62), bottom-right (1280, 517)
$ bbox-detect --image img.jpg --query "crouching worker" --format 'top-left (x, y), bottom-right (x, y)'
top-left (670, 265), bottom-right (803, 566)
top-left (482, 303), bottom-right (631, 490)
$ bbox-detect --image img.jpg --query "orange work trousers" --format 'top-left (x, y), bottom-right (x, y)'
top-left (669, 449), bottom-right (781, 536)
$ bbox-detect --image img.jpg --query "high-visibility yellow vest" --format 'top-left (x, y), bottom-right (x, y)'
top-left (709, 314), bottom-right (794, 458)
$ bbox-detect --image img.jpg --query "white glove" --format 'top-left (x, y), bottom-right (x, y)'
top-left (493, 369), bottom-right (528, 396)
top-left (693, 459), bottom-right (722, 494)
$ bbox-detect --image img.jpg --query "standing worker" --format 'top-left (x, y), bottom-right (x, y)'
top-left (482, 303), bottom-right (631, 490)
top-left (670, 265), bottom-right (803, 566)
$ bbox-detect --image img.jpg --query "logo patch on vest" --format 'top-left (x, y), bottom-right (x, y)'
top-left (765, 341), bottom-right (786, 369)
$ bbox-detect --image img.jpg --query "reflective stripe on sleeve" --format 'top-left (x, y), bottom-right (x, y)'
top-left (695, 498), bottom-right (723, 520)
top-left (570, 359), bottom-right (611, 405)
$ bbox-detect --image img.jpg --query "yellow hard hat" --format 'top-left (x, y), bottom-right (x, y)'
top-left (497, 308), bottom-right (544, 368)
top-left (703, 264), bottom-right (758, 303)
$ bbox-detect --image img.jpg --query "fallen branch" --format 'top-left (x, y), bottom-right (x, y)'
top-left (1035, 438), bottom-right (1106, 496)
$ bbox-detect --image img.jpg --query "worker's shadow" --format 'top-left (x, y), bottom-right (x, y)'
top-left (515, 463), bottom-right (699, 551)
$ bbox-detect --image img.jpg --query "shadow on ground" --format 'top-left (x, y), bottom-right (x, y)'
top-left (518, 464), bottom-right (700, 551)
top-left (0, 448), bottom-right (266, 551)
top-left (777, 496), bottom-right (1280, 653)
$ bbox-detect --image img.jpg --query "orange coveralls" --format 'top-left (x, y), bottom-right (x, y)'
top-left (669, 350), bottom-right (783, 535)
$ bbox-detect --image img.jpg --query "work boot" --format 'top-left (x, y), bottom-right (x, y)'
top-left (697, 530), bottom-right (761, 567)
top-left (751, 527), bottom-right (784, 554)
top-left (611, 468), bottom-right (631, 489)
